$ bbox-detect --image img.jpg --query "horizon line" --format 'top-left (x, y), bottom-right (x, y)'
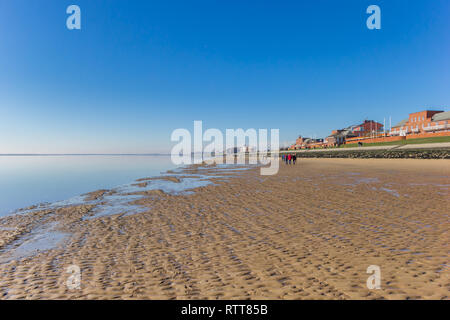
top-left (0, 153), bottom-right (171, 156)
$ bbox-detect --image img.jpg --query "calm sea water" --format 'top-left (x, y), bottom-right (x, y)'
top-left (0, 155), bottom-right (177, 216)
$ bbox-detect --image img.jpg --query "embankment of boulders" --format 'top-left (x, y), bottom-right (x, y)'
top-left (290, 148), bottom-right (450, 159)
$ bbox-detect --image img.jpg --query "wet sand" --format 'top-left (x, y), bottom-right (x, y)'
top-left (0, 158), bottom-right (449, 299)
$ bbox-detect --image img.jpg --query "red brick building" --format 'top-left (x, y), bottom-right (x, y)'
top-left (390, 110), bottom-right (450, 136)
top-left (324, 120), bottom-right (383, 146)
top-left (290, 136), bottom-right (324, 149)
top-left (352, 120), bottom-right (384, 137)
top-left (290, 110), bottom-right (449, 149)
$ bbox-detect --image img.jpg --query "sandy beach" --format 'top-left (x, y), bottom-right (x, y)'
top-left (0, 158), bottom-right (448, 300)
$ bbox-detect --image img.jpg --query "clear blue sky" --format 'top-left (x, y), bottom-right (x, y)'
top-left (0, 0), bottom-right (448, 153)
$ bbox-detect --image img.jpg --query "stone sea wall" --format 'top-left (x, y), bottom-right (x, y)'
top-left (288, 148), bottom-right (450, 159)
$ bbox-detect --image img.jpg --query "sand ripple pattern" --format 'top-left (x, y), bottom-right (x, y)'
top-left (0, 159), bottom-right (448, 299)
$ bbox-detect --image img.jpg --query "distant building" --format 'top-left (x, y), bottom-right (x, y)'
top-left (390, 110), bottom-right (450, 136)
top-left (290, 136), bottom-right (324, 149)
top-left (226, 147), bottom-right (240, 154)
top-left (289, 136), bottom-right (308, 149)
top-left (325, 130), bottom-right (350, 146)
top-left (289, 110), bottom-right (449, 149)
top-left (239, 145), bottom-right (256, 153)
top-left (352, 120), bottom-right (384, 137)
top-left (325, 127), bottom-right (355, 146)
top-left (323, 120), bottom-right (383, 146)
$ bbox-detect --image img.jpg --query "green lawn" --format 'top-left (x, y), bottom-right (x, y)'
top-left (342, 135), bottom-right (450, 148)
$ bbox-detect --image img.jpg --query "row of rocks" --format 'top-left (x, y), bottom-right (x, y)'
top-left (290, 149), bottom-right (450, 159)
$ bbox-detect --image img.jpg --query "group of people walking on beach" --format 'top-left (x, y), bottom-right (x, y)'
top-left (281, 154), bottom-right (297, 165)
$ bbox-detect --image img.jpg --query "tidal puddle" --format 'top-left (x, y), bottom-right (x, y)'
top-left (380, 187), bottom-right (400, 197)
top-left (0, 163), bottom-right (251, 262)
top-left (0, 222), bottom-right (69, 263)
top-left (11, 170), bottom-right (228, 221)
